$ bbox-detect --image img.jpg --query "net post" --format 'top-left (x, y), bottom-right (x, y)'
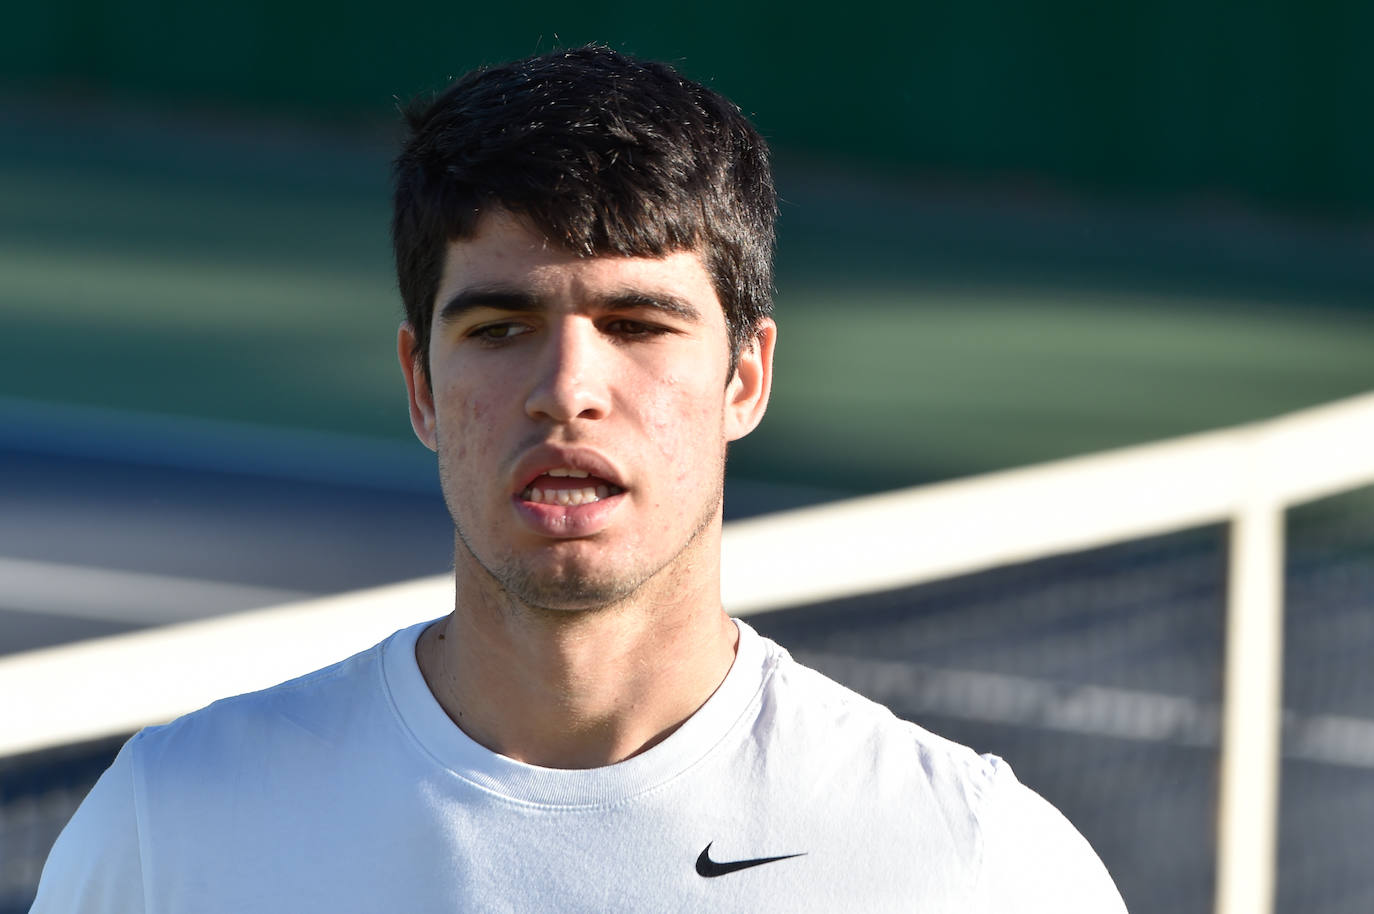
top-left (1214, 498), bottom-right (1285, 914)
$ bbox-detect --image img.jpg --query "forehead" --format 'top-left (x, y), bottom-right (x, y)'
top-left (436, 211), bottom-right (723, 319)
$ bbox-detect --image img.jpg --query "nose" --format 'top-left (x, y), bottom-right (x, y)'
top-left (524, 318), bottom-right (612, 423)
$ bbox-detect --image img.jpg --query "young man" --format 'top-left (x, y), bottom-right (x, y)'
top-left (34, 47), bottom-right (1126, 911)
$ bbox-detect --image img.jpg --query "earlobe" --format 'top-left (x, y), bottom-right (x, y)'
top-left (724, 319), bottom-right (776, 442)
top-left (397, 322), bottom-right (438, 452)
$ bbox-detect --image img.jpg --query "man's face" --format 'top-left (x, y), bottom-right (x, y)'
top-left (399, 210), bottom-right (774, 611)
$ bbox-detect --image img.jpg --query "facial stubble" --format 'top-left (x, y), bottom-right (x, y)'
top-left (437, 426), bottom-right (727, 615)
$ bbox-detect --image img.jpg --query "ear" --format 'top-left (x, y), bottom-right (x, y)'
top-left (397, 321), bottom-right (438, 452)
top-left (724, 318), bottom-right (776, 442)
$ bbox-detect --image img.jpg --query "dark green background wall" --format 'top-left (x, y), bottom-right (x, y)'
top-left (6, 1), bottom-right (1372, 215)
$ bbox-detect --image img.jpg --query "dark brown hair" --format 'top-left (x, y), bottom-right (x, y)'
top-left (392, 45), bottom-right (775, 380)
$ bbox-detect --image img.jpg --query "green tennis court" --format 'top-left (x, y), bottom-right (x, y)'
top-left (4, 102), bottom-right (1374, 493)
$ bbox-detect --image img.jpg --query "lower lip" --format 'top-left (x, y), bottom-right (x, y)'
top-left (512, 492), bottom-right (625, 537)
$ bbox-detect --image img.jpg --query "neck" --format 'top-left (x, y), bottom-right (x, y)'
top-left (416, 539), bottom-right (738, 769)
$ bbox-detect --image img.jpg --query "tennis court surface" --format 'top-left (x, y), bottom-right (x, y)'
top-left (4, 100), bottom-right (1374, 914)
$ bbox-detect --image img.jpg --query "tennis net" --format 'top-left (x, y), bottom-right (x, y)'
top-left (3, 392), bottom-right (1374, 914)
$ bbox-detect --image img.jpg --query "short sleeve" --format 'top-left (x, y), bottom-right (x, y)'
top-left (29, 735), bottom-right (147, 913)
top-left (972, 757), bottom-right (1127, 913)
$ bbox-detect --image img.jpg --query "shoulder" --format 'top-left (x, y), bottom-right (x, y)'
top-left (752, 636), bottom-right (1013, 857)
top-left (30, 737), bottom-right (146, 913)
top-left (757, 638), bottom-right (1003, 793)
top-left (754, 638), bottom-right (1126, 911)
top-left (972, 759), bottom-right (1128, 911)
top-left (30, 628), bottom-right (417, 909)
top-left (130, 634), bottom-right (394, 779)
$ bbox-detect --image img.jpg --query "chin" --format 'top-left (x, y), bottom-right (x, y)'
top-left (505, 570), bottom-right (643, 613)
top-left (486, 546), bottom-right (648, 612)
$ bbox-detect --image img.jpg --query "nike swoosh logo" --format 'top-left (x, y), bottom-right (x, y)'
top-left (695, 842), bottom-right (805, 877)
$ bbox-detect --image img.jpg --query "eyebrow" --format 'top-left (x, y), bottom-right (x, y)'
top-left (436, 286), bottom-right (703, 324)
top-left (601, 291), bottom-right (702, 323)
top-left (437, 287), bottom-right (542, 323)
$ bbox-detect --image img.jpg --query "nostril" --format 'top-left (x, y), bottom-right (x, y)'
top-left (525, 379), bottom-right (611, 423)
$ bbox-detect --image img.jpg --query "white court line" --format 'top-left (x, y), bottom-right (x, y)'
top-left (800, 651), bottom-right (1374, 770)
top-left (0, 556), bottom-right (311, 626)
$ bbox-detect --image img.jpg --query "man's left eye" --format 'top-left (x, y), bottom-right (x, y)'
top-left (605, 319), bottom-right (665, 337)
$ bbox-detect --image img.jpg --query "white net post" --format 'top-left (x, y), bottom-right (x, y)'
top-left (1214, 498), bottom-right (1285, 914)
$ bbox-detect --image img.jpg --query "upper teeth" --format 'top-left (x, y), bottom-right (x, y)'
top-left (524, 485), bottom-right (615, 506)
top-left (546, 468), bottom-right (589, 478)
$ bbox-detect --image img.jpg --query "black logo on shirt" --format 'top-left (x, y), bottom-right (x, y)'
top-left (695, 842), bottom-right (805, 877)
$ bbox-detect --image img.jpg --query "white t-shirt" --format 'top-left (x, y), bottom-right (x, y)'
top-left (33, 619), bottom-right (1126, 912)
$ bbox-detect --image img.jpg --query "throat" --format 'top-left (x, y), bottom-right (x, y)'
top-left (420, 605), bottom-right (739, 769)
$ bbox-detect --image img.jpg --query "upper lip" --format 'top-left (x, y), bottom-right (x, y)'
top-left (511, 445), bottom-right (627, 494)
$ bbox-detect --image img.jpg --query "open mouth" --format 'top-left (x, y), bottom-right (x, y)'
top-left (518, 467), bottom-right (625, 507)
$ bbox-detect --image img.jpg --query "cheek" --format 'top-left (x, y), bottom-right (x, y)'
top-left (438, 381), bottom-right (501, 466)
top-left (642, 382), bottom-right (725, 485)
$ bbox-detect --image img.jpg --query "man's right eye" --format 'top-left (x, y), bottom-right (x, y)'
top-left (469, 322), bottom-right (531, 342)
